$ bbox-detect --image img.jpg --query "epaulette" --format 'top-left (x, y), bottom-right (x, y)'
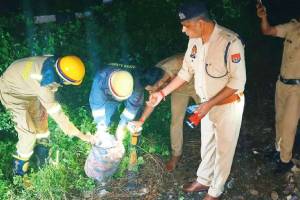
top-left (290, 19), bottom-right (298, 23)
top-left (219, 29), bottom-right (245, 66)
top-left (219, 29), bottom-right (245, 46)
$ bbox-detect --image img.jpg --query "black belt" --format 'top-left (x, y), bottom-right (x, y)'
top-left (279, 76), bottom-right (300, 85)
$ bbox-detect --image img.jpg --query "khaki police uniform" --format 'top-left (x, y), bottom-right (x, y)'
top-left (156, 53), bottom-right (200, 156)
top-left (0, 56), bottom-right (82, 159)
top-left (274, 19), bottom-right (300, 163)
top-left (178, 24), bottom-right (246, 197)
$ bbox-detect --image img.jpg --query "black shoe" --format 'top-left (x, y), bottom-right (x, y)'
top-left (274, 160), bottom-right (294, 174)
top-left (34, 138), bottom-right (50, 168)
top-left (266, 150), bottom-right (280, 163)
top-left (34, 144), bottom-right (49, 168)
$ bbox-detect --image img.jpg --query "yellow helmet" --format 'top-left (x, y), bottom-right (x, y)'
top-left (109, 71), bottom-right (134, 101)
top-left (55, 56), bottom-right (85, 85)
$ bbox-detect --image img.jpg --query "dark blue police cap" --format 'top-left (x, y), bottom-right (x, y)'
top-left (178, 1), bottom-right (208, 22)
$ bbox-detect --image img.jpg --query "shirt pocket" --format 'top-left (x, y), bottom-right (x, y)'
top-left (205, 62), bottom-right (228, 78)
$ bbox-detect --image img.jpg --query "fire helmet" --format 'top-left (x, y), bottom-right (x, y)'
top-left (55, 55), bottom-right (85, 85)
top-left (109, 70), bottom-right (134, 101)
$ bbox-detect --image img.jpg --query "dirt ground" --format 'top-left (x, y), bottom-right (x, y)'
top-left (85, 82), bottom-right (300, 200)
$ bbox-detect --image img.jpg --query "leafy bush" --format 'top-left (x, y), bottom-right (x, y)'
top-left (0, 0), bottom-right (256, 198)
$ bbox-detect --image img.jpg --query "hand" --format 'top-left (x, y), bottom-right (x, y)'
top-left (194, 101), bottom-right (212, 119)
top-left (256, 3), bottom-right (267, 18)
top-left (127, 121), bottom-right (143, 134)
top-left (77, 132), bottom-right (97, 144)
top-left (146, 92), bottom-right (163, 107)
top-left (130, 121), bottom-right (143, 130)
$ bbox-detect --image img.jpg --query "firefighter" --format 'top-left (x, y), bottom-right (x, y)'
top-left (0, 55), bottom-right (95, 176)
top-left (148, 2), bottom-right (246, 199)
top-left (257, 3), bottom-right (300, 173)
top-left (131, 53), bottom-right (200, 172)
top-left (89, 63), bottom-right (163, 145)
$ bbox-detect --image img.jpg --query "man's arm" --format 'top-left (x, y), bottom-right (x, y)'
top-left (146, 72), bottom-right (171, 93)
top-left (161, 75), bottom-right (186, 96)
top-left (130, 105), bottom-right (155, 129)
top-left (39, 95), bottom-right (95, 143)
top-left (147, 76), bottom-right (186, 107)
top-left (256, 4), bottom-right (277, 36)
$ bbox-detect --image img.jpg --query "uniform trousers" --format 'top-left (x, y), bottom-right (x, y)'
top-left (275, 80), bottom-right (300, 162)
top-left (0, 88), bottom-right (49, 159)
top-left (170, 92), bottom-right (199, 156)
top-left (196, 96), bottom-right (244, 197)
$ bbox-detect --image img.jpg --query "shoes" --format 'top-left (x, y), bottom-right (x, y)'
top-left (165, 155), bottom-right (181, 172)
top-left (34, 138), bottom-right (50, 168)
top-left (272, 151), bottom-right (280, 163)
top-left (13, 154), bottom-right (29, 176)
top-left (34, 144), bottom-right (49, 168)
top-left (203, 194), bottom-right (220, 200)
top-left (182, 181), bottom-right (209, 192)
top-left (265, 150), bottom-right (280, 163)
top-left (274, 160), bottom-right (294, 174)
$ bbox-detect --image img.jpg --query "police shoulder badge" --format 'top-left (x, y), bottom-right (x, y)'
top-left (231, 53), bottom-right (241, 63)
top-left (190, 45), bottom-right (197, 59)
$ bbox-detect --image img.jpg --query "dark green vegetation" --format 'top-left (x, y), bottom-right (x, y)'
top-left (0, 0), bottom-right (297, 199)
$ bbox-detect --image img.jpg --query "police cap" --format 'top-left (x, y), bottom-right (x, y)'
top-left (178, 1), bottom-right (208, 22)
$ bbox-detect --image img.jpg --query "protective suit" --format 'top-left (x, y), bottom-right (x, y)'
top-left (0, 55), bottom-right (88, 175)
top-left (89, 66), bottom-right (144, 141)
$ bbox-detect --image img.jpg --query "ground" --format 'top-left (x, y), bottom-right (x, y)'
top-left (78, 80), bottom-right (300, 200)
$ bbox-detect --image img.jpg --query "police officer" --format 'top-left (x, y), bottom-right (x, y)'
top-left (148, 2), bottom-right (246, 199)
top-left (131, 53), bottom-right (200, 172)
top-left (0, 55), bottom-right (95, 176)
top-left (89, 63), bottom-right (163, 144)
top-left (257, 3), bottom-right (300, 173)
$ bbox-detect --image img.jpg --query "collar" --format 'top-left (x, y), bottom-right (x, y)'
top-left (206, 22), bottom-right (221, 44)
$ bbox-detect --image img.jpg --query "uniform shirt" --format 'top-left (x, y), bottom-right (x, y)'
top-left (178, 23), bottom-right (246, 101)
top-left (156, 53), bottom-right (197, 96)
top-left (275, 19), bottom-right (300, 79)
top-left (0, 56), bottom-right (82, 136)
top-left (89, 67), bottom-right (144, 130)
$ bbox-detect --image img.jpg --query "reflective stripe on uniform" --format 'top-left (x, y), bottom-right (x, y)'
top-left (30, 73), bottom-right (43, 81)
top-left (36, 131), bottom-right (50, 139)
top-left (22, 61), bottom-right (34, 80)
top-left (16, 151), bottom-right (33, 160)
top-left (122, 109), bottom-right (135, 120)
top-left (47, 104), bottom-right (61, 114)
top-left (92, 109), bottom-right (105, 118)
